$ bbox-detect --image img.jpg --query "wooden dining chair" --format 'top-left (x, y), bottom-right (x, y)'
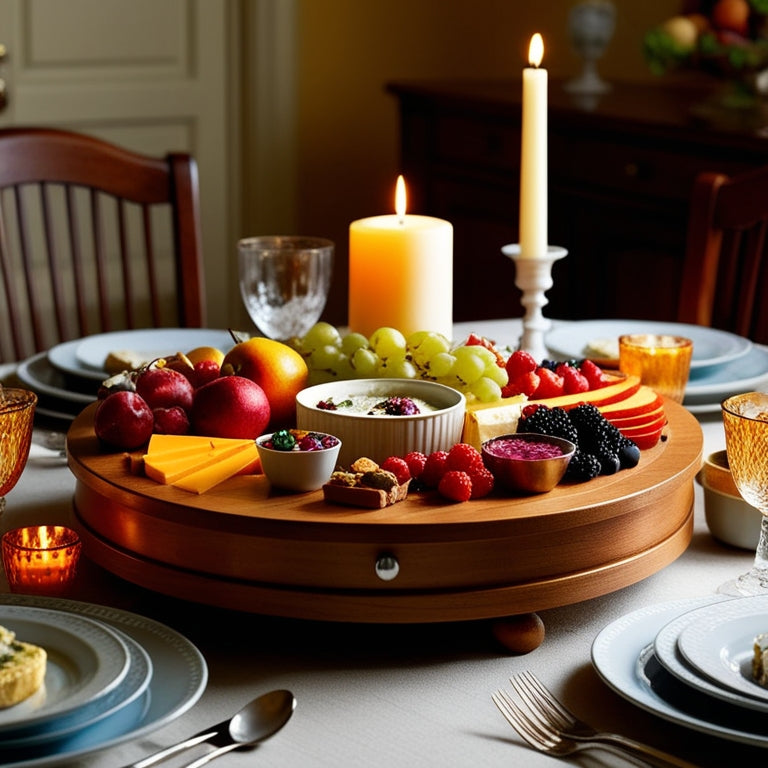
top-left (0, 127), bottom-right (206, 362)
top-left (678, 164), bottom-right (768, 345)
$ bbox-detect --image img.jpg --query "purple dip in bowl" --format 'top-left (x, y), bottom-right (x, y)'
top-left (482, 433), bottom-right (576, 494)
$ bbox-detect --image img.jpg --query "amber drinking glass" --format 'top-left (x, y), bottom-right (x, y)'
top-left (618, 334), bottom-right (693, 404)
top-left (721, 392), bottom-right (768, 595)
top-left (0, 388), bottom-right (37, 516)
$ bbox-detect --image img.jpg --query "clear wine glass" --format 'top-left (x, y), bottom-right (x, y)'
top-left (721, 391), bottom-right (768, 595)
top-left (238, 236), bottom-right (334, 341)
top-left (0, 388), bottom-right (37, 516)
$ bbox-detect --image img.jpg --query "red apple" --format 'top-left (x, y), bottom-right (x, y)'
top-left (153, 406), bottom-right (190, 435)
top-left (94, 391), bottom-right (154, 450)
top-left (135, 367), bottom-right (195, 412)
top-left (599, 387), bottom-right (664, 420)
top-left (530, 374), bottom-right (641, 410)
top-left (220, 337), bottom-right (308, 428)
top-left (607, 404), bottom-right (665, 428)
top-left (191, 376), bottom-right (271, 439)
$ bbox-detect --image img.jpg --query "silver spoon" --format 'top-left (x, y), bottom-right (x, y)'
top-left (179, 689), bottom-right (296, 767)
top-left (128, 689), bottom-right (296, 768)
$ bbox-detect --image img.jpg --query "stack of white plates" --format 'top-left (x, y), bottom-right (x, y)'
top-left (545, 320), bottom-right (767, 415)
top-left (0, 594), bottom-right (206, 767)
top-left (14, 328), bottom-right (235, 422)
top-left (592, 595), bottom-right (768, 746)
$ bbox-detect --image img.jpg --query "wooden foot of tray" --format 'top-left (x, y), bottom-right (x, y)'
top-left (491, 613), bottom-right (546, 654)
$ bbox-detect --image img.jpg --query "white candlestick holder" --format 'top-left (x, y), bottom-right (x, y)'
top-left (502, 244), bottom-right (567, 362)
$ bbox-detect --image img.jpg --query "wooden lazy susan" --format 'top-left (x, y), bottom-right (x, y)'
top-left (67, 400), bottom-right (702, 638)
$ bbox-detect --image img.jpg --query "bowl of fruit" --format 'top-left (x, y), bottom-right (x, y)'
top-left (256, 429), bottom-right (341, 493)
top-left (295, 378), bottom-right (465, 466)
top-left (481, 433), bottom-right (576, 494)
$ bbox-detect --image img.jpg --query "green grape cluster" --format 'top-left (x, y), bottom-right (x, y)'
top-left (288, 322), bottom-right (508, 402)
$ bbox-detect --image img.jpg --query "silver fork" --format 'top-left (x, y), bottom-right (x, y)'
top-left (493, 671), bottom-right (699, 767)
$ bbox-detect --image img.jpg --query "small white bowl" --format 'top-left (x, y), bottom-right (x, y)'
top-left (256, 431), bottom-right (341, 493)
top-left (698, 450), bottom-right (760, 550)
top-left (295, 378), bottom-right (466, 466)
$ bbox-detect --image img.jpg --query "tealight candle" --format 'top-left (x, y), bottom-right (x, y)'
top-left (2, 525), bottom-right (82, 595)
top-left (348, 176), bottom-right (453, 339)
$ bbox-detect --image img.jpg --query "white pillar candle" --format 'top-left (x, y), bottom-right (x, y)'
top-left (519, 33), bottom-right (548, 259)
top-left (348, 176), bottom-right (453, 339)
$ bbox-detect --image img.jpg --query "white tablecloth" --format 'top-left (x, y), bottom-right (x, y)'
top-left (0, 320), bottom-right (759, 767)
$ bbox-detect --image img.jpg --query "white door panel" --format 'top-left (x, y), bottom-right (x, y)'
top-left (0, 0), bottom-right (236, 330)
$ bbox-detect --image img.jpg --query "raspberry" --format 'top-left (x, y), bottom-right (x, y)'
top-left (531, 367), bottom-right (565, 399)
top-left (380, 456), bottom-right (411, 485)
top-left (446, 443), bottom-right (483, 473)
top-left (468, 465), bottom-right (494, 498)
top-left (421, 450), bottom-right (449, 487)
top-left (580, 359), bottom-right (610, 389)
top-left (556, 363), bottom-right (589, 395)
top-left (505, 349), bottom-right (538, 380)
top-left (438, 470), bottom-right (473, 502)
top-left (502, 370), bottom-right (540, 398)
top-left (404, 451), bottom-right (427, 480)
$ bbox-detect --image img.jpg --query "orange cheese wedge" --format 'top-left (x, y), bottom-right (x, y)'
top-left (144, 438), bottom-right (255, 484)
top-left (172, 443), bottom-right (261, 494)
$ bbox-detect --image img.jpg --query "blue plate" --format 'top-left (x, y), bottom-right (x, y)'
top-left (0, 595), bottom-right (207, 768)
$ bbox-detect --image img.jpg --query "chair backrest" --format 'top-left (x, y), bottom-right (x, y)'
top-left (0, 127), bottom-right (206, 362)
top-left (679, 165), bottom-right (768, 344)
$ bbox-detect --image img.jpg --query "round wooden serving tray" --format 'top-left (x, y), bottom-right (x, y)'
top-left (67, 401), bottom-right (702, 624)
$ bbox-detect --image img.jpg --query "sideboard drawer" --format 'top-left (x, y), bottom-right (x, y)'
top-left (435, 115), bottom-right (520, 171)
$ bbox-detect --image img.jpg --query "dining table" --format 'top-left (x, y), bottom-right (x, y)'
top-left (0, 318), bottom-right (763, 768)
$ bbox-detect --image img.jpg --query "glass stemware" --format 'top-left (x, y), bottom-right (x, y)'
top-left (721, 391), bottom-right (768, 595)
top-left (238, 236), bottom-right (334, 341)
top-left (0, 387), bottom-right (37, 516)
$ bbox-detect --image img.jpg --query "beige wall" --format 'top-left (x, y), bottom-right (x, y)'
top-left (290, 0), bottom-right (680, 326)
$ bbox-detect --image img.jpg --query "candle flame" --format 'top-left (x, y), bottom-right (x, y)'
top-left (395, 175), bottom-right (407, 222)
top-left (528, 33), bottom-right (544, 68)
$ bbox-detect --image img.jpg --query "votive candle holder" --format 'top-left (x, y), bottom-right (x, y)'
top-left (2, 525), bottom-right (82, 595)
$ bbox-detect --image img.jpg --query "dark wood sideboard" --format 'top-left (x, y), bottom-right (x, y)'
top-left (387, 78), bottom-right (768, 327)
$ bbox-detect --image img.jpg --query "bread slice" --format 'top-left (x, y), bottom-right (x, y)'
top-left (0, 625), bottom-right (47, 708)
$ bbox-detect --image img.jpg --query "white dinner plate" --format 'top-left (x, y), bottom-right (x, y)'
top-left (0, 594), bottom-right (207, 768)
top-left (1, 627), bottom-right (152, 748)
top-left (545, 320), bottom-right (752, 372)
top-left (653, 596), bottom-right (768, 712)
top-left (0, 607), bottom-right (130, 734)
top-left (592, 595), bottom-right (768, 747)
top-left (683, 345), bottom-right (768, 399)
top-left (49, 327), bottom-right (237, 378)
top-left (676, 595), bottom-right (768, 703)
top-left (16, 352), bottom-right (98, 405)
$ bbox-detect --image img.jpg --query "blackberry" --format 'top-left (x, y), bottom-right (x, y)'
top-left (568, 404), bottom-right (623, 454)
top-left (618, 436), bottom-right (641, 469)
top-left (540, 358), bottom-right (579, 371)
top-left (564, 450), bottom-right (601, 482)
top-left (518, 404), bottom-right (578, 444)
top-left (594, 448), bottom-right (621, 475)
